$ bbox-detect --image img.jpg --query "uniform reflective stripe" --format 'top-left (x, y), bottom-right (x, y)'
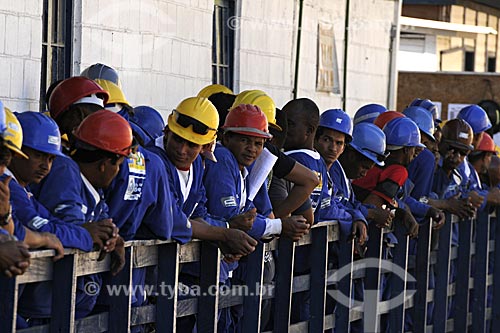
top-left (28, 216), bottom-right (50, 229)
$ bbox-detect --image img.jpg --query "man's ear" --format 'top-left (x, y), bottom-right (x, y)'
top-left (98, 158), bottom-right (108, 173)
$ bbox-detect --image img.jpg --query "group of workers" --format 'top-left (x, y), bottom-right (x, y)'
top-left (0, 62), bottom-right (499, 332)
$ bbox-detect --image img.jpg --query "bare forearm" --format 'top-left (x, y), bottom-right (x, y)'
top-left (191, 219), bottom-right (226, 242)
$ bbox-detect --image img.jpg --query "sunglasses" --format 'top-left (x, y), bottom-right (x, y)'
top-left (361, 147), bottom-right (390, 162)
top-left (174, 110), bottom-right (217, 135)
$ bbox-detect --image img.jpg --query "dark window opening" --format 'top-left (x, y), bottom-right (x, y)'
top-left (464, 51), bottom-right (475, 72)
top-left (212, 0), bottom-right (235, 90)
top-left (488, 56), bottom-right (496, 72)
top-left (41, 0), bottom-right (73, 110)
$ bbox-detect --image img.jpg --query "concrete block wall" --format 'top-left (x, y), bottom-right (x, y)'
top-left (79, 0), bottom-right (214, 119)
top-left (237, 0), bottom-right (398, 117)
top-left (237, 0), bottom-right (296, 109)
top-left (0, 0), bottom-right (397, 120)
top-left (0, 1), bottom-right (42, 112)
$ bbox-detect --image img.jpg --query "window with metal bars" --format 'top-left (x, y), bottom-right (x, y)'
top-left (212, 0), bottom-right (235, 90)
top-left (40, 0), bottom-right (73, 110)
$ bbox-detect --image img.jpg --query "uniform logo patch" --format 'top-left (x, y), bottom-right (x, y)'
top-left (124, 175), bottom-right (146, 200)
top-left (221, 196), bottom-right (237, 207)
top-left (128, 151), bottom-right (146, 175)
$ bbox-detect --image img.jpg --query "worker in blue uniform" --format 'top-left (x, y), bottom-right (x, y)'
top-left (31, 110), bottom-right (132, 321)
top-left (0, 101), bottom-right (31, 278)
top-left (9, 112), bottom-right (121, 327)
top-left (147, 97), bottom-right (260, 332)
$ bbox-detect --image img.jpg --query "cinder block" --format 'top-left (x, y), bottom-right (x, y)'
top-left (23, 59), bottom-right (41, 100)
top-left (0, 58), bottom-right (11, 97)
top-left (10, 59), bottom-right (24, 98)
top-left (0, 14), bottom-right (6, 54)
top-left (5, 15), bottom-right (19, 56)
top-left (30, 17), bottom-right (42, 59)
top-left (18, 16), bottom-right (31, 57)
top-left (141, 33), bottom-right (154, 69)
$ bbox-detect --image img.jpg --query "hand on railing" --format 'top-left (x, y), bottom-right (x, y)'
top-left (349, 220), bottom-right (367, 245)
top-left (280, 215), bottom-right (310, 241)
top-left (0, 235), bottom-right (30, 277)
top-left (426, 207), bottom-right (445, 230)
top-left (468, 190), bottom-right (485, 209)
top-left (396, 208), bottom-right (419, 238)
top-left (219, 228), bottom-right (258, 259)
top-left (109, 236), bottom-right (125, 276)
top-left (82, 218), bottom-right (119, 252)
top-left (442, 194), bottom-right (475, 219)
top-left (367, 206), bottom-right (394, 229)
top-left (39, 232), bottom-right (65, 260)
top-left (229, 208), bottom-right (257, 232)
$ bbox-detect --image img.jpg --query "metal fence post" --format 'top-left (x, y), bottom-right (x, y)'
top-left (197, 241), bottom-right (220, 333)
top-left (389, 219), bottom-right (410, 332)
top-left (156, 242), bottom-right (180, 333)
top-left (414, 220), bottom-right (432, 332)
top-left (309, 225), bottom-right (328, 333)
top-left (242, 242), bottom-right (265, 333)
top-left (433, 213), bottom-right (453, 333)
top-left (453, 217), bottom-right (473, 332)
top-left (472, 209), bottom-right (490, 332)
top-left (363, 224), bottom-right (384, 332)
top-left (108, 247), bottom-right (133, 333)
top-left (491, 209), bottom-right (500, 327)
top-left (50, 253), bottom-right (77, 333)
top-left (273, 238), bottom-right (295, 333)
top-left (0, 274), bottom-right (17, 332)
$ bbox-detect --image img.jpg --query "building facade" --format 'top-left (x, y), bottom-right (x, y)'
top-left (1, 0), bottom-right (401, 118)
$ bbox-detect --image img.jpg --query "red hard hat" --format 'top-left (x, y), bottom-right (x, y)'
top-left (49, 77), bottom-right (109, 119)
top-left (476, 132), bottom-right (496, 153)
top-left (374, 111), bottom-right (405, 129)
top-left (73, 109), bottom-right (132, 156)
top-left (222, 104), bottom-right (272, 139)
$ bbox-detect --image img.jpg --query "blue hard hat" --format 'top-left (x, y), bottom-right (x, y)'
top-left (457, 104), bottom-right (492, 134)
top-left (402, 106), bottom-right (435, 141)
top-left (383, 117), bottom-right (425, 149)
top-left (130, 105), bottom-right (165, 146)
top-left (319, 109), bottom-right (353, 141)
top-left (353, 104), bottom-right (387, 125)
top-left (350, 122), bottom-right (388, 166)
top-left (409, 98), bottom-right (440, 123)
top-left (0, 101), bottom-right (7, 136)
top-left (16, 112), bottom-right (65, 156)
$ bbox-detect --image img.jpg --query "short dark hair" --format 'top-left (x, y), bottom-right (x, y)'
top-left (282, 98), bottom-right (319, 128)
top-left (208, 92), bottom-right (236, 129)
top-left (269, 108), bottom-right (287, 149)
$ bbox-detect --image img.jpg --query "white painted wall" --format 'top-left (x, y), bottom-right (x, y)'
top-left (237, 0), bottom-right (399, 116)
top-left (78, 0), bottom-right (214, 119)
top-left (398, 34), bottom-right (438, 72)
top-left (1, 0), bottom-right (399, 119)
top-left (0, 1), bottom-right (42, 112)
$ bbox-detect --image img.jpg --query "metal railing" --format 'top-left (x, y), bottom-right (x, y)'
top-left (1, 209), bottom-right (499, 332)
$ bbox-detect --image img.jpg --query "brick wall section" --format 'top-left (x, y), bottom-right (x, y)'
top-left (397, 71), bottom-right (500, 119)
top-left (0, 1), bottom-right (42, 112)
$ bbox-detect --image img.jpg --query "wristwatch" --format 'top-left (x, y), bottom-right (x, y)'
top-left (0, 205), bottom-right (12, 226)
top-left (419, 196), bottom-right (429, 204)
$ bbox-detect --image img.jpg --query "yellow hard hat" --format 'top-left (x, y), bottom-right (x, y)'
top-left (231, 90), bottom-right (282, 131)
top-left (168, 97), bottom-right (219, 145)
top-left (95, 79), bottom-right (130, 106)
top-left (197, 84), bottom-right (234, 99)
top-left (4, 108), bottom-right (28, 159)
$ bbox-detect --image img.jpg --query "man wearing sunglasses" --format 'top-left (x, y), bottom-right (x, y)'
top-left (147, 97), bottom-right (261, 332)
